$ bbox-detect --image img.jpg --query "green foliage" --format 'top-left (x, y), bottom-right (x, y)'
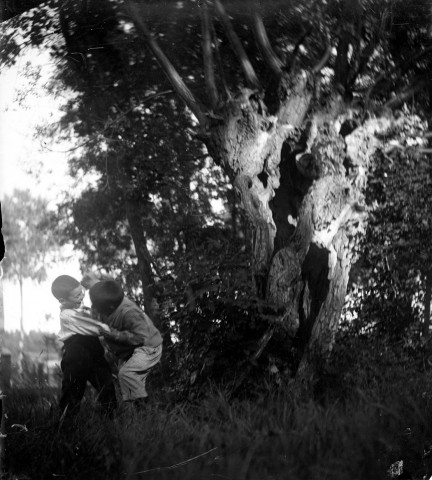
top-left (6, 362), bottom-right (432, 480)
top-left (344, 112), bottom-right (432, 338)
top-left (1, 330), bottom-right (61, 387)
top-left (2, 189), bottom-right (60, 284)
top-left (2, 0), bottom-right (432, 400)
top-left (155, 224), bottom-right (299, 398)
top-left (0, 1), bottom-right (58, 68)
top-left (2, 330), bottom-right (60, 359)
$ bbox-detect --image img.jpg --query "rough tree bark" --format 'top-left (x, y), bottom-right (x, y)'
top-left (127, 0), bottom-right (402, 390)
top-left (203, 80), bottom-right (390, 387)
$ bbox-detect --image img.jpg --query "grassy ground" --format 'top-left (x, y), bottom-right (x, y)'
top-left (3, 369), bottom-right (432, 480)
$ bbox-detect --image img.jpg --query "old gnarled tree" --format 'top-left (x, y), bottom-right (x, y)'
top-left (124, 0), bottom-right (429, 385)
top-left (5, 0), bottom-right (428, 387)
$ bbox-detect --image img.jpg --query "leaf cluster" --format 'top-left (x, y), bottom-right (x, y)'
top-left (344, 112), bottom-right (432, 338)
top-left (2, 189), bottom-right (60, 283)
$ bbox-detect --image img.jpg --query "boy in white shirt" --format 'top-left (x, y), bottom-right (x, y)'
top-left (51, 274), bottom-right (117, 416)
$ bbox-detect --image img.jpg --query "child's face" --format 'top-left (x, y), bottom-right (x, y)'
top-left (63, 285), bottom-right (85, 308)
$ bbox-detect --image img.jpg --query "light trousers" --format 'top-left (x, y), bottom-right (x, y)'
top-left (118, 344), bottom-right (162, 401)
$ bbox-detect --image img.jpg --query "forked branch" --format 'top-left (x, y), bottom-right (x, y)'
top-left (127, 1), bottom-right (208, 126)
top-left (251, 0), bottom-right (283, 78)
top-left (200, 0), bottom-right (219, 109)
top-left (214, 0), bottom-right (261, 90)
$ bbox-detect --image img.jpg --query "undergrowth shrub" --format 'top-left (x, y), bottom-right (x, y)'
top-left (5, 377), bottom-right (432, 480)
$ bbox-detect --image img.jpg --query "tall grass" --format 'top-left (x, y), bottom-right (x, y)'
top-left (4, 366), bottom-right (432, 480)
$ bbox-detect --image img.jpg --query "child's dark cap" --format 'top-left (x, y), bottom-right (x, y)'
top-left (89, 280), bottom-right (124, 315)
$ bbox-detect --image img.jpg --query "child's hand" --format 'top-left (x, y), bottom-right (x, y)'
top-left (99, 327), bottom-right (111, 337)
top-left (99, 328), bottom-right (119, 341)
top-left (81, 271), bottom-right (101, 289)
top-left (99, 323), bottom-right (111, 333)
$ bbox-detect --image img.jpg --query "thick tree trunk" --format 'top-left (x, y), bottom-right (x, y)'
top-left (204, 73), bottom-right (312, 295)
top-left (126, 2), bottom-right (368, 387)
top-left (203, 77), bottom-right (389, 388)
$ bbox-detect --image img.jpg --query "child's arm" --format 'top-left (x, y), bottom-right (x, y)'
top-left (99, 327), bottom-right (142, 346)
top-left (98, 310), bottom-right (145, 346)
top-left (61, 308), bottom-right (110, 337)
top-left (81, 271), bottom-right (116, 289)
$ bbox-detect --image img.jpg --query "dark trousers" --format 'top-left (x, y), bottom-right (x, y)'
top-left (60, 335), bottom-right (117, 415)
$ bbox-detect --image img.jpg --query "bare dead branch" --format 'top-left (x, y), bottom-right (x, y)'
top-left (250, 0), bottom-right (283, 78)
top-left (129, 447), bottom-right (218, 476)
top-left (127, 1), bottom-right (208, 126)
top-left (252, 326), bottom-right (275, 361)
top-left (214, 0), bottom-right (261, 89)
top-left (200, 0), bottom-right (219, 108)
top-left (312, 44), bottom-right (331, 74)
top-left (384, 76), bottom-right (429, 109)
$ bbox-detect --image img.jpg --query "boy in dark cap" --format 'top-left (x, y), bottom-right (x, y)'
top-left (51, 275), bottom-right (117, 416)
top-left (89, 280), bottom-right (162, 406)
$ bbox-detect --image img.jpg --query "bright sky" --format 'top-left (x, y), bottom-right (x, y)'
top-left (0, 32), bottom-right (224, 333)
top-left (0, 50), bottom-right (74, 202)
top-left (0, 48), bottom-right (87, 333)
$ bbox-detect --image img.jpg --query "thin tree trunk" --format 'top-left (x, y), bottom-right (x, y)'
top-left (18, 275), bottom-right (24, 374)
top-left (19, 276), bottom-right (23, 333)
top-left (125, 199), bottom-right (157, 317)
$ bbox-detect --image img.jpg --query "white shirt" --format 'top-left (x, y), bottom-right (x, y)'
top-left (57, 306), bottom-right (110, 342)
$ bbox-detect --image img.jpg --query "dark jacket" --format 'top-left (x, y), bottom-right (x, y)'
top-left (104, 298), bottom-right (162, 359)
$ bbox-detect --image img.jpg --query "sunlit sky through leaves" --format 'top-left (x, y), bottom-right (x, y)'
top-left (0, 48), bottom-right (86, 333)
top-left (0, 40), bottom-right (224, 333)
